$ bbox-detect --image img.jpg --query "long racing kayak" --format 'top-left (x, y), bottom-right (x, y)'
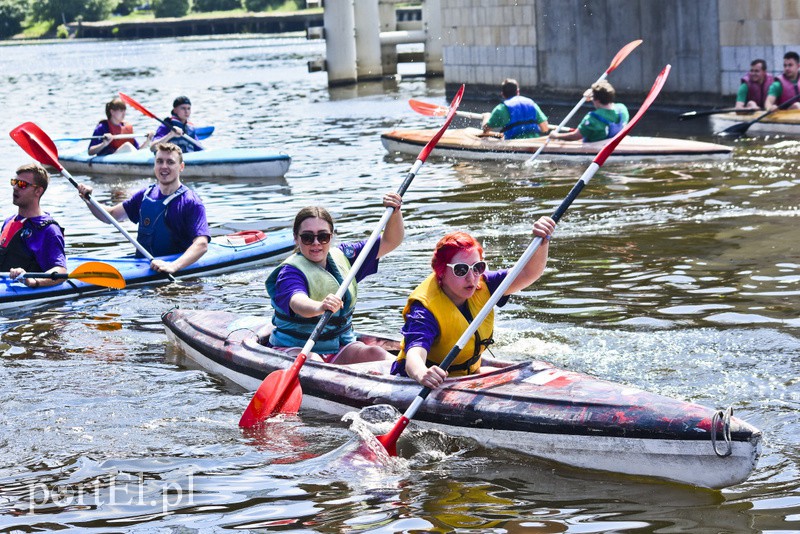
top-left (382, 127), bottom-right (733, 162)
top-left (710, 109), bottom-right (800, 135)
top-left (53, 140), bottom-right (292, 179)
top-left (0, 230), bottom-right (294, 310)
top-left (162, 308), bottom-right (762, 489)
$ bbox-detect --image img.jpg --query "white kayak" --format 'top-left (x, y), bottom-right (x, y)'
top-left (54, 141), bottom-right (291, 179)
top-left (382, 127), bottom-right (733, 163)
top-left (710, 109), bottom-right (800, 135)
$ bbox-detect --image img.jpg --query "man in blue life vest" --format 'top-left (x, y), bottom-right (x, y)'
top-left (765, 51), bottom-right (800, 111)
top-left (735, 59), bottom-right (774, 110)
top-left (481, 78), bottom-right (550, 139)
top-left (549, 80), bottom-right (629, 143)
top-left (77, 142), bottom-right (210, 275)
top-left (0, 163), bottom-right (67, 288)
top-left (152, 96), bottom-right (204, 153)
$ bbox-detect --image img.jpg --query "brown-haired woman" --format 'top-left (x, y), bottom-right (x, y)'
top-left (265, 193), bottom-right (404, 365)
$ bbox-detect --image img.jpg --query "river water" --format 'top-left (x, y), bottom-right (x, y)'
top-left (0, 35), bottom-right (798, 532)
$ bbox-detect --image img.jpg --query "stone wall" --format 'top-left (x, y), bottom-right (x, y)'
top-left (439, 0), bottom-right (800, 104)
top-left (719, 0), bottom-right (800, 94)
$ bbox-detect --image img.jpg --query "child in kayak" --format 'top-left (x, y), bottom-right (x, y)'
top-left (88, 97), bottom-right (153, 156)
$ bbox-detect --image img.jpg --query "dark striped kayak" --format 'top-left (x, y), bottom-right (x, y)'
top-left (162, 308), bottom-right (762, 489)
top-left (1, 230), bottom-right (294, 309)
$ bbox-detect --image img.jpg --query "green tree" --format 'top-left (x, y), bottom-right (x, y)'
top-left (0, 0), bottom-right (27, 39)
top-left (242, 0), bottom-right (281, 11)
top-left (193, 0), bottom-right (241, 12)
top-left (114, 0), bottom-right (141, 16)
top-left (30, 0), bottom-right (116, 23)
top-left (152, 0), bottom-right (190, 17)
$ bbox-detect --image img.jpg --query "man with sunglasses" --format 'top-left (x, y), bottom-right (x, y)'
top-left (392, 216), bottom-right (555, 389)
top-left (77, 142), bottom-right (209, 275)
top-left (0, 163), bottom-right (67, 288)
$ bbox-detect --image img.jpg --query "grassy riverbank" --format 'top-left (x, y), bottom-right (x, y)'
top-left (10, 0), bottom-right (309, 40)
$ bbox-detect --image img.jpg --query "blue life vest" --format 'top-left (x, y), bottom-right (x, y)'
top-left (502, 95), bottom-right (541, 139)
top-left (136, 184), bottom-right (188, 257)
top-left (588, 103), bottom-right (627, 139)
top-left (265, 248), bottom-right (357, 353)
top-left (163, 116), bottom-right (201, 153)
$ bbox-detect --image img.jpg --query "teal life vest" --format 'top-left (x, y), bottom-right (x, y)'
top-left (265, 248), bottom-right (358, 353)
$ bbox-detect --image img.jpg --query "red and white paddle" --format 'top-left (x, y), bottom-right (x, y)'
top-left (238, 85), bottom-right (467, 428)
top-left (377, 64), bottom-right (672, 456)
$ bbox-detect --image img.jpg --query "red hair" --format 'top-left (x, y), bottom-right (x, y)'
top-left (431, 232), bottom-right (484, 284)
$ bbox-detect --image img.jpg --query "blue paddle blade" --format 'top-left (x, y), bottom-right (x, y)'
top-left (196, 125), bottom-right (214, 140)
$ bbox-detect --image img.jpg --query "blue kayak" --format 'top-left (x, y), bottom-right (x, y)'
top-left (0, 230), bottom-right (294, 309)
top-left (55, 140), bottom-right (291, 179)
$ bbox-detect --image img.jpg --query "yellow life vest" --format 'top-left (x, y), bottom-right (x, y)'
top-left (397, 272), bottom-right (495, 376)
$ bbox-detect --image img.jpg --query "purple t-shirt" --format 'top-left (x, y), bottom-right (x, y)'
top-left (88, 121), bottom-right (139, 155)
top-left (122, 185), bottom-right (210, 250)
top-left (1, 214), bottom-right (66, 271)
top-left (271, 239), bottom-right (382, 313)
top-left (400, 269), bottom-right (511, 354)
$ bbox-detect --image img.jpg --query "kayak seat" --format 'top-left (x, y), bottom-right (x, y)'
top-left (215, 230), bottom-right (268, 246)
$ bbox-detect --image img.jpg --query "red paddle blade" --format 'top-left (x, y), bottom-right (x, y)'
top-left (9, 122), bottom-right (63, 171)
top-left (408, 99), bottom-right (450, 118)
top-left (375, 415), bottom-right (410, 457)
top-left (418, 84), bottom-right (465, 163)
top-left (119, 92), bottom-right (159, 120)
top-left (594, 64), bottom-right (671, 167)
top-left (238, 369), bottom-right (302, 428)
top-left (606, 39), bottom-right (643, 74)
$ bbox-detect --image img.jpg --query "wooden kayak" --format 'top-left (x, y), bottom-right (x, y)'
top-left (162, 308), bottom-right (762, 489)
top-left (381, 127), bottom-right (732, 162)
top-left (1, 230), bottom-right (293, 310)
top-left (710, 109), bottom-right (800, 135)
top-left (54, 141), bottom-right (292, 179)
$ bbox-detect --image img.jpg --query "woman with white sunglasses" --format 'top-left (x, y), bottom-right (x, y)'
top-left (265, 193), bottom-right (404, 365)
top-left (392, 216), bottom-right (555, 388)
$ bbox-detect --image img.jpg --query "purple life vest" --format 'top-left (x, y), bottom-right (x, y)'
top-left (776, 74), bottom-right (800, 106)
top-left (741, 72), bottom-right (775, 108)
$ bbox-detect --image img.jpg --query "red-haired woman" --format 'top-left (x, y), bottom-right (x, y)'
top-left (392, 216), bottom-right (555, 388)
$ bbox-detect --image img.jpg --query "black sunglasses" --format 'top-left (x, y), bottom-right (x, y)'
top-left (298, 231), bottom-right (332, 245)
top-left (446, 261), bottom-right (487, 277)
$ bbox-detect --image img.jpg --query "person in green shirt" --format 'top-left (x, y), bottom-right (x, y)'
top-left (764, 51), bottom-right (800, 111)
top-left (735, 59), bottom-right (774, 110)
top-left (549, 80), bottom-right (629, 143)
top-left (481, 78), bottom-right (549, 139)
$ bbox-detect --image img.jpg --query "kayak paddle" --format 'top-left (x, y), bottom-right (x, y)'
top-left (54, 125), bottom-right (215, 143)
top-left (1, 261), bottom-right (126, 289)
top-left (523, 39), bottom-right (643, 167)
top-left (118, 92), bottom-right (205, 150)
top-left (716, 92), bottom-right (800, 137)
top-left (678, 107), bottom-right (744, 120)
top-left (9, 121), bottom-right (176, 282)
top-left (54, 133), bottom-right (141, 142)
top-left (408, 99), bottom-right (483, 120)
top-left (377, 64), bottom-right (672, 457)
top-left (238, 84), bottom-right (467, 429)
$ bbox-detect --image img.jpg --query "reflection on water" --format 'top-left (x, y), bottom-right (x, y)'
top-left (0, 35), bottom-right (799, 531)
